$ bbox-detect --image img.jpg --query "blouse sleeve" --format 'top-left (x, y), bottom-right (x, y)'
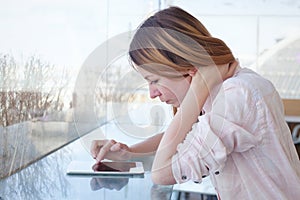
top-left (172, 81), bottom-right (264, 184)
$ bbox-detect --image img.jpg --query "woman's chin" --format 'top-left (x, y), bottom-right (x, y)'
top-left (172, 103), bottom-right (180, 108)
top-left (164, 100), bottom-right (179, 108)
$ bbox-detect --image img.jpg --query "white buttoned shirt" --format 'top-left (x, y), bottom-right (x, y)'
top-left (172, 67), bottom-right (300, 199)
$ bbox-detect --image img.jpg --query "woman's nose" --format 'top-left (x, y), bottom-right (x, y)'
top-left (149, 84), bottom-right (161, 99)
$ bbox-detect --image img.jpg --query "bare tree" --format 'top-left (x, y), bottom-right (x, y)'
top-left (0, 54), bottom-right (71, 127)
top-left (0, 53), bottom-right (72, 179)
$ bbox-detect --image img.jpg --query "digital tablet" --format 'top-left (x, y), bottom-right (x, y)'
top-left (66, 160), bottom-right (144, 177)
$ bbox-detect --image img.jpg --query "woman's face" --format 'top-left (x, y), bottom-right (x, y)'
top-left (136, 66), bottom-right (191, 108)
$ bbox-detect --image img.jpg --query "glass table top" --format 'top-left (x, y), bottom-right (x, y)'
top-left (0, 123), bottom-right (173, 200)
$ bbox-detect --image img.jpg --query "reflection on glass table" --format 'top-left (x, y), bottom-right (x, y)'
top-left (90, 177), bottom-right (129, 191)
top-left (0, 122), bottom-right (173, 200)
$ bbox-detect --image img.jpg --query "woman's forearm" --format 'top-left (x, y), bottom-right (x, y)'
top-left (151, 77), bottom-right (209, 184)
top-left (129, 132), bottom-right (163, 157)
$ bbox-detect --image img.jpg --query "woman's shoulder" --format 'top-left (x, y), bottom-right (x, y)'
top-left (226, 67), bottom-right (265, 84)
top-left (223, 67), bottom-right (276, 97)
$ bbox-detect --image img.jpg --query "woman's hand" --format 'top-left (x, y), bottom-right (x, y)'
top-left (189, 61), bottom-right (238, 105)
top-left (91, 133), bottom-right (163, 163)
top-left (192, 62), bottom-right (237, 89)
top-left (90, 139), bottom-right (131, 162)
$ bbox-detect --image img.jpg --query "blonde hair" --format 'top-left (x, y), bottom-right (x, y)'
top-left (129, 6), bottom-right (235, 78)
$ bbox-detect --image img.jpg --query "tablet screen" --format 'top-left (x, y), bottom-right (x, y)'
top-left (92, 162), bottom-right (136, 172)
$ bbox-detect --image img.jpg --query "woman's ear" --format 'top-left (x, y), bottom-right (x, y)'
top-left (223, 60), bottom-right (238, 80)
top-left (187, 68), bottom-right (198, 77)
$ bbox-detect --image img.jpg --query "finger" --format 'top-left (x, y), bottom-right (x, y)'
top-left (110, 142), bottom-right (122, 151)
top-left (90, 140), bottom-right (100, 158)
top-left (95, 139), bottom-right (116, 162)
top-left (90, 140), bottom-right (106, 158)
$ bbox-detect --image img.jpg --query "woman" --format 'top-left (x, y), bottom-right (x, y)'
top-left (91, 6), bottom-right (300, 199)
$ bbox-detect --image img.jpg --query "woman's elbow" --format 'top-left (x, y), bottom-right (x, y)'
top-left (151, 170), bottom-right (176, 185)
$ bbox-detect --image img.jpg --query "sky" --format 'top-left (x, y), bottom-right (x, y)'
top-left (1, 0), bottom-right (107, 68)
top-left (0, 0), bottom-right (157, 69)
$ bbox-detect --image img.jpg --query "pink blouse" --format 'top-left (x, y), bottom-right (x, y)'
top-left (172, 67), bottom-right (300, 199)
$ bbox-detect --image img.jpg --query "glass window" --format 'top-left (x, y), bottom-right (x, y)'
top-left (1, 0), bottom-right (299, 179)
top-left (0, 0), bottom-right (167, 179)
top-left (170, 0), bottom-right (300, 99)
